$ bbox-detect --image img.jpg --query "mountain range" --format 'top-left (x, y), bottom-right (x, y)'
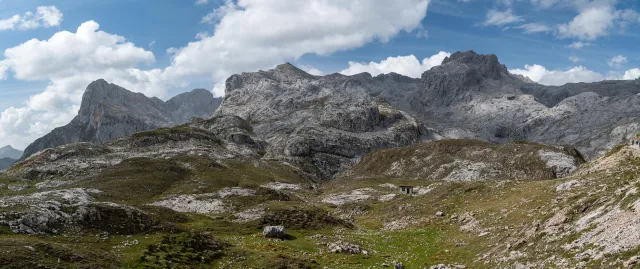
top-left (15, 50), bottom-right (640, 177)
top-left (3, 50), bottom-right (640, 268)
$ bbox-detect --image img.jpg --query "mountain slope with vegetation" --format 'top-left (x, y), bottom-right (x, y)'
top-left (3, 51), bottom-right (640, 268)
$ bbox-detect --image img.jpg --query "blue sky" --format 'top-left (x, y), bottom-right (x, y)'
top-left (0, 0), bottom-right (639, 149)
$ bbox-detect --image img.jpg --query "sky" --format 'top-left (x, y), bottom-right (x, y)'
top-left (0, 0), bottom-right (639, 150)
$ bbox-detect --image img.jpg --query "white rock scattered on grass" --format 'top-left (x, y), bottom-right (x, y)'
top-left (261, 182), bottom-right (302, 191)
top-left (7, 184), bottom-right (28, 192)
top-left (233, 207), bottom-right (265, 223)
top-left (436, 211), bottom-right (445, 217)
top-left (441, 160), bottom-right (497, 181)
top-left (378, 193), bottom-right (397, 202)
top-left (328, 241), bottom-right (362, 254)
top-left (378, 183), bottom-right (397, 189)
top-left (383, 216), bottom-right (425, 231)
top-left (35, 180), bottom-right (71, 190)
top-left (624, 256), bottom-right (640, 268)
top-left (564, 198), bottom-right (640, 261)
top-left (149, 194), bottom-right (227, 214)
top-left (555, 180), bottom-right (583, 193)
top-left (414, 185), bottom-right (437, 196)
top-left (321, 188), bottom-right (375, 205)
top-left (459, 212), bottom-right (480, 233)
top-left (478, 231), bottom-right (491, 237)
top-left (543, 207), bottom-right (569, 235)
top-left (0, 188), bottom-right (101, 208)
top-left (217, 187), bottom-right (256, 198)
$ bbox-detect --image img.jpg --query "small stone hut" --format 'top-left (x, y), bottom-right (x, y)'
top-left (399, 185), bottom-right (414, 194)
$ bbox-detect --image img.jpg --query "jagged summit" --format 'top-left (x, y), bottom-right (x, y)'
top-left (274, 62), bottom-right (301, 72)
top-left (269, 62), bottom-right (317, 80)
top-left (19, 79), bottom-right (222, 160)
top-left (431, 50), bottom-right (509, 81)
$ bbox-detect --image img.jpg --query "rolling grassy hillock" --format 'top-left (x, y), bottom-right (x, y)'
top-left (2, 141), bottom-right (640, 268)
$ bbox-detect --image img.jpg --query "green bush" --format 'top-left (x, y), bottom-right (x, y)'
top-left (138, 232), bottom-right (229, 268)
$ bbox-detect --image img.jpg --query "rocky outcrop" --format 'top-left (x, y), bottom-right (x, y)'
top-left (20, 80), bottom-right (222, 161)
top-left (6, 115), bottom-right (265, 181)
top-left (343, 140), bottom-right (583, 181)
top-left (215, 63), bottom-right (427, 179)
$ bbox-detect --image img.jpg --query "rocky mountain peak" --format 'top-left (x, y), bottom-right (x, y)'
top-left (270, 62), bottom-right (316, 79)
top-left (0, 145), bottom-right (15, 151)
top-left (19, 80), bottom-right (222, 160)
top-left (0, 145), bottom-right (22, 159)
top-left (438, 50), bottom-right (508, 79)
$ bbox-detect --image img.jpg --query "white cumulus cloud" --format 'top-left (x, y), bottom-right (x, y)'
top-left (164, 0), bottom-right (431, 96)
top-left (0, 21), bottom-right (163, 149)
top-left (623, 68), bottom-right (640, 80)
top-left (0, 6), bottom-right (63, 31)
top-left (510, 64), bottom-right (604, 86)
top-left (0, 0), bottom-right (432, 148)
top-left (556, 2), bottom-right (640, 40)
top-left (340, 51), bottom-right (451, 78)
top-left (608, 55), bottom-right (627, 67)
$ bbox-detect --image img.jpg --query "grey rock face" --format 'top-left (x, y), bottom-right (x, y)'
top-left (369, 50), bottom-right (640, 160)
top-left (20, 79), bottom-right (222, 161)
top-left (215, 63), bottom-right (425, 179)
top-left (524, 92), bottom-right (640, 159)
top-left (0, 146), bottom-right (23, 159)
top-left (521, 79), bottom-right (640, 107)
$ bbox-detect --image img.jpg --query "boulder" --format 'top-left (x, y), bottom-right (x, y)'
top-left (263, 226), bottom-right (286, 239)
